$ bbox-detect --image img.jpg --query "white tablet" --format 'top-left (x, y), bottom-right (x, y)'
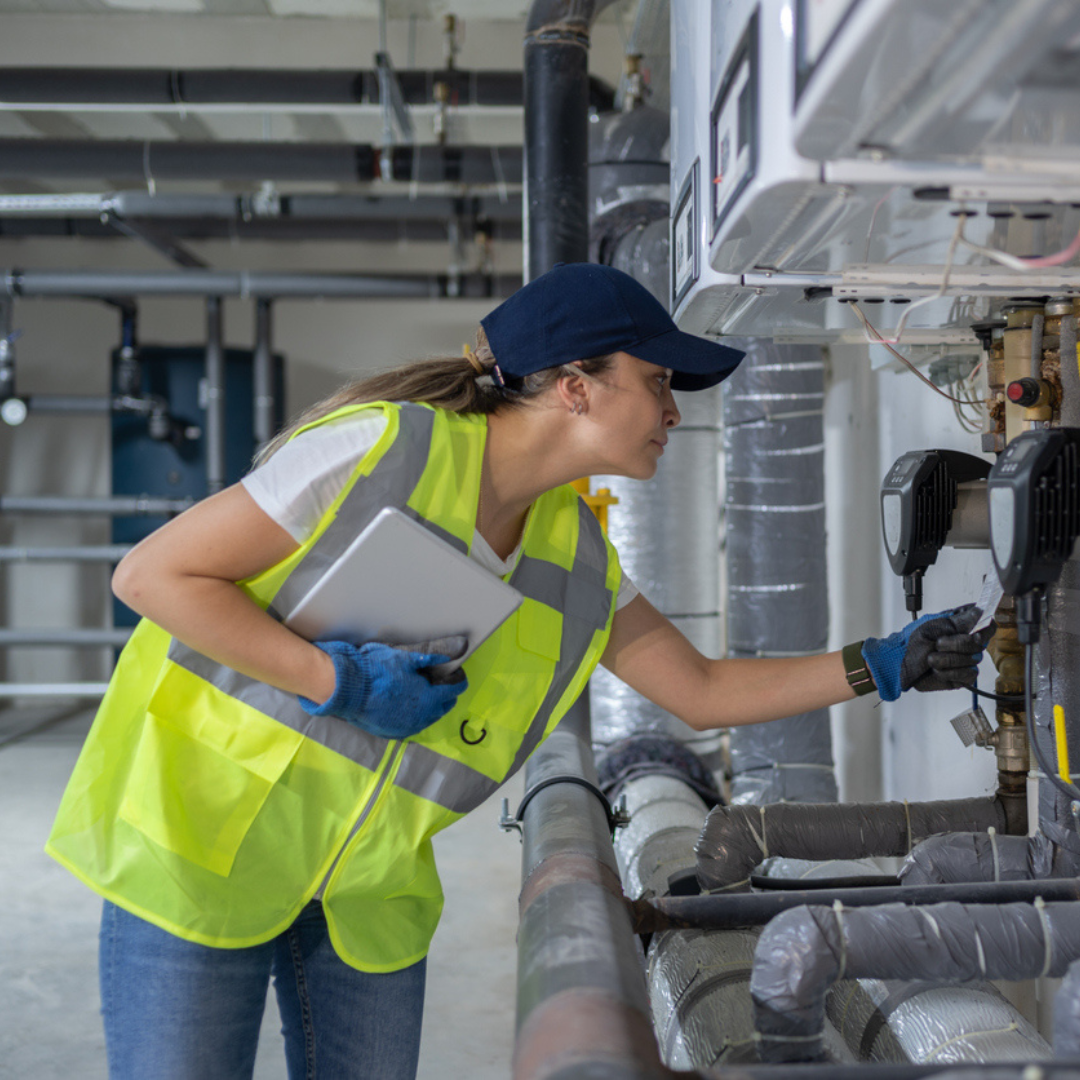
top-left (284, 507), bottom-right (523, 671)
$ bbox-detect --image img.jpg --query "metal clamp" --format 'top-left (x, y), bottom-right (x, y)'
top-left (499, 776), bottom-right (630, 837)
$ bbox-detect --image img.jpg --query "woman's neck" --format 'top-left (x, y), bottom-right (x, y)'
top-left (477, 406), bottom-right (581, 560)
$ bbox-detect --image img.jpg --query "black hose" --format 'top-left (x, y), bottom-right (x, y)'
top-left (632, 875), bottom-right (1080, 934)
top-left (749, 873), bottom-right (900, 891)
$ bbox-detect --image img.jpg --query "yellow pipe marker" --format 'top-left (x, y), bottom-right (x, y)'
top-left (1054, 704), bottom-right (1073, 785)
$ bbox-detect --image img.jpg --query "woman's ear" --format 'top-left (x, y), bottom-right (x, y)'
top-left (555, 369), bottom-right (590, 415)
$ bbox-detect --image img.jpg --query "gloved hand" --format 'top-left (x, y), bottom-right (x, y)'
top-left (861, 604), bottom-right (994, 702)
top-left (298, 636), bottom-right (468, 739)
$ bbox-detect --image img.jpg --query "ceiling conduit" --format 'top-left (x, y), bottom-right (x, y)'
top-left (0, 139), bottom-right (523, 185)
top-left (0, 67), bottom-right (615, 111)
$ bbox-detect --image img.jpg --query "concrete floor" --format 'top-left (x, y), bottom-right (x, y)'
top-left (0, 704), bottom-right (523, 1080)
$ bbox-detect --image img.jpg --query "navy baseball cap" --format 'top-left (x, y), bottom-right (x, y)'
top-left (480, 263), bottom-right (745, 391)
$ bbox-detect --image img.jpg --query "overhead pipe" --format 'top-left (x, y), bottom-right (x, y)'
top-left (0, 495), bottom-right (194, 515)
top-left (0, 67), bottom-right (615, 112)
top-left (0, 629), bottom-right (131, 647)
top-left (3, 269), bottom-right (520, 300)
top-left (748, 899), bottom-right (1080, 1064)
top-left (524, 0), bottom-right (618, 277)
top-left (0, 139), bottom-right (523, 185)
top-left (0, 545), bottom-right (131, 562)
top-left (696, 798), bottom-right (1017, 892)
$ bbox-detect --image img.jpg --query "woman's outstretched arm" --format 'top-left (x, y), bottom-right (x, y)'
top-left (112, 484), bottom-right (337, 704)
top-left (600, 594), bottom-right (853, 730)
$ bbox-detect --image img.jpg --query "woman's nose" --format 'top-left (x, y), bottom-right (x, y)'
top-left (664, 393), bottom-right (681, 428)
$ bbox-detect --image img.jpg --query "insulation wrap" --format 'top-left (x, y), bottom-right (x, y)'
top-left (590, 389), bottom-right (722, 765)
top-left (750, 900), bottom-right (1080, 1063)
top-left (900, 830), bottom-right (1059, 885)
top-left (696, 798), bottom-right (1005, 891)
top-left (612, 774), bottom-right (709, 901)
top-left (722, 340), bottom-right (836, 803)
top-left (1055, 957), bottom-right (1080, 1059)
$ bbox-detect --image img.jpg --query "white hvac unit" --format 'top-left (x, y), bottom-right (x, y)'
top-left (793, 0), bottom-right (1080, 166)
top-left (671, 0), bottom-right (1080, 343)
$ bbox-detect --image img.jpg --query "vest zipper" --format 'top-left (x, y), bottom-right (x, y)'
top-left (313, 738), bottom-right (405, 901)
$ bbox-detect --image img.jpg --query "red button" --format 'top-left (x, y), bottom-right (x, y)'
top-left (1006, 381), bottom-right (1025, 402)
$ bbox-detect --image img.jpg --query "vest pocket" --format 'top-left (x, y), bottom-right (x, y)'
top-left (119, 693), bottom-right (303, 877)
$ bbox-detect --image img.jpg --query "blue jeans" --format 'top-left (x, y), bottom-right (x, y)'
top-left (99, 899), bottom-right (426, 1080)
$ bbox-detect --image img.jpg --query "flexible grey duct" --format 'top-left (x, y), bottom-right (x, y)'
top-left (723, 340), bottom-right (837, 804)
top-left (755, 858), bottom-right (1049, 1067)
top-left (696, 798), bottom-right (1006, 891)
top-left (749, 900), bottom-right (1077, 1063)
top-left (590, 387), bottom-right (724, 774)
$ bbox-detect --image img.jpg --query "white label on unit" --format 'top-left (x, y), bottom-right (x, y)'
top-left (989, 486), bottom-right (1016, 574)
top-left (713, 57), bottom-right (752, 223)
top-left (803, 0), bottom-right (856, 67)
top-left (673, 179), bottom-right (696, 298)
top-left (881, 492), bottom-right (902, 556)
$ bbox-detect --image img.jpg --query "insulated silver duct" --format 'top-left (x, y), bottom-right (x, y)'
top-left (749, 900), bottom-right (1076, 1063)
top-left (613, 774), bottom-right (708, 901)
top-left (590, 387), bottom-right (723, 774)
top-left (723, 340), bottom-right (837, 804)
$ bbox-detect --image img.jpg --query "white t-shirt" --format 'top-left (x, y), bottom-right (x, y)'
top-left (242, 408), bottom-right (639, 610)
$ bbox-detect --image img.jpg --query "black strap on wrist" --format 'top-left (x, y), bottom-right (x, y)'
top-left (842, 640), bottom-right (877, 696)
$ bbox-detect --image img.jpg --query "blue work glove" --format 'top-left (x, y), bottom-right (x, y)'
top-left (861, 604), bottom-right (994, 702)
top-left (298, 637), bottom-right (468, 739)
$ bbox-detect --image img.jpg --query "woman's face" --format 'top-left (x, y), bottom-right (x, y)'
top-left (584, 351), bottom-right (682, 479)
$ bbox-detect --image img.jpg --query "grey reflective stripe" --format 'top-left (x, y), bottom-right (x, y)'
top-left (392, 499), bottom-right (616, 812)
top-left (506, 499), bottom-right (613, 774)
top-left (166, 638), bottom-right (388, 772)
top-left (394, 740), bottom-right (496, 814)
top-left (271, 404), bottom-right (438, 618)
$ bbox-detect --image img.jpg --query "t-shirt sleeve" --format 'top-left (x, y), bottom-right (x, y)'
top-left (615, 572), bottom-right (639, 611)
top-left (241, 410), bottom-right (388, 544)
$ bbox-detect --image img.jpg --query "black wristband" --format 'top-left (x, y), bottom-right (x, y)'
top-left (842, 640), bottom-right (877, 696)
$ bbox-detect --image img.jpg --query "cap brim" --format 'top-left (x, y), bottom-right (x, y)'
top-left (629, 329), bottom-right (745, 391)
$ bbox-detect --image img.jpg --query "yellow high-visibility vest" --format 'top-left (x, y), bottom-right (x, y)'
top-left (46, 402), bottom-right (621, 972)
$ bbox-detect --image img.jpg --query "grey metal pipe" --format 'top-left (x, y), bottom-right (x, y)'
top-left (253, 299), bottom-right (275, 449)
top-left (0, 495), bottom-right (194, 515)
top-left (0, 629), bottom-right (131, 647)
top-left (5, 269), bottom-right (441, 300)
top-left (0, 545), bottom-right (131, 561)
top-left (696, 798), bottom-right (1009, 892)
top-left (749, 900), bottom-right (1080, 1064)
top-left (23, 395), bottom-right (111, 413)
top-left (0, 139), bottom-right (524, 185)
top-left (514, 699), bottom-right (668, 1080)
top-left (204, 297), bottom-right (226, 495)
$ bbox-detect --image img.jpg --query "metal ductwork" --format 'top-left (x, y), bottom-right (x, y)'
top-left (723, 340), bottom-right (837, 804)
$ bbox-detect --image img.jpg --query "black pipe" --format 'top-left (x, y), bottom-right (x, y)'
top-left (631, 876), bottom-right (1080, 934)
top-left (523, 0), bottom-right (617, 278)
top-left (0, 67), bottom-right (615, 111)
top-left (0, 139), bottom-right (523, 185)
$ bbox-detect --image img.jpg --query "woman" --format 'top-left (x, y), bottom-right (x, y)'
top-left (47, 263), bottom-right (988, 1079)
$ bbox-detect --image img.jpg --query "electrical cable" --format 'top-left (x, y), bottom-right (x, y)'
top-left (851, 303), bottom-right (979, 406)
top-left (1025, 641), bottom-right (1080, 803)
top-left (973, 686), bottom-right (1025, 706)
